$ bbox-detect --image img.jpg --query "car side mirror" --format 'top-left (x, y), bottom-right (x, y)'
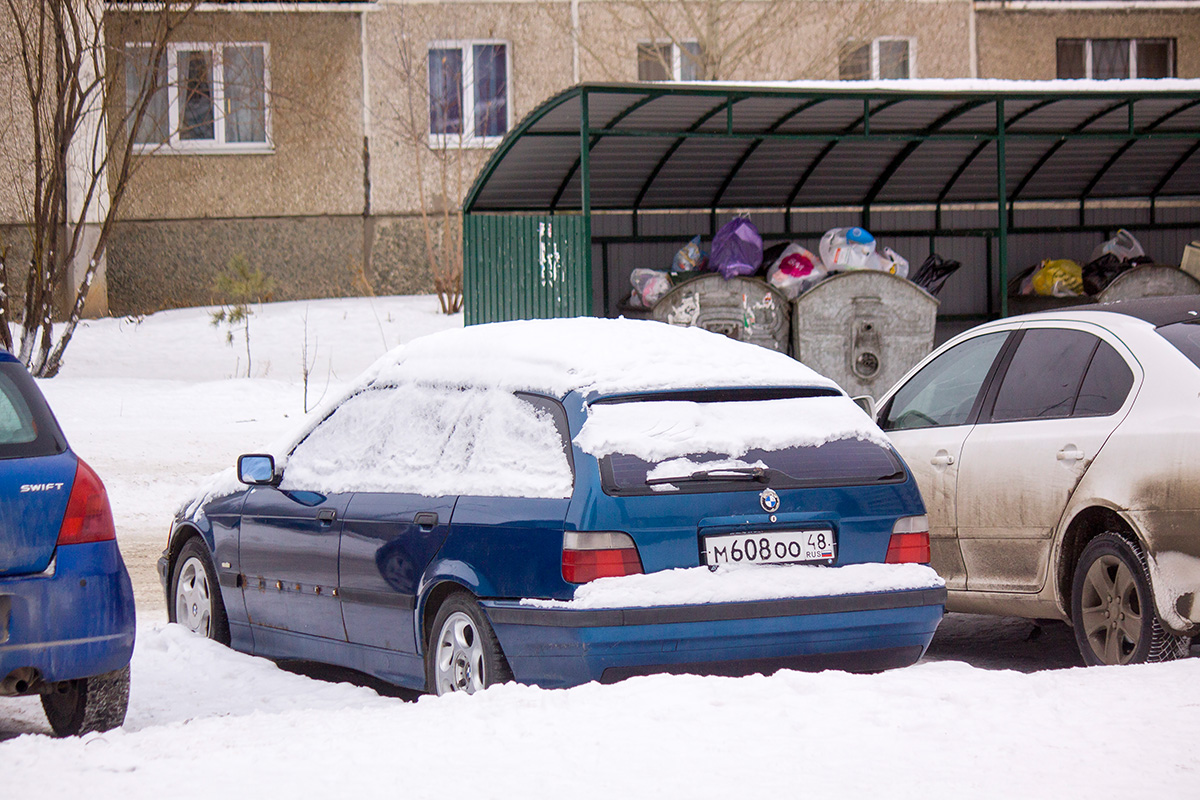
top-left (851, 395), bottom-right (876, 418)
top-left (238, 454), bottom-right (278, 486)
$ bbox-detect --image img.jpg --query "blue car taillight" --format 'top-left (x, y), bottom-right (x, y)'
top-left (886, 515), bottom-right (930, 564)
top-left (562, 531), bottom-right (644, 584)
top-left (57, 458), bottom-right (116, 546)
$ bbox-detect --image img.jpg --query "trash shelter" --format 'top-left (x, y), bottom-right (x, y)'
top-left (463, 80), bottom-right (1200, 348)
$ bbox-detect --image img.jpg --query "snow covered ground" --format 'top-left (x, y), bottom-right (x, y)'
top-left (2, 295), bottom-right (1198, 797)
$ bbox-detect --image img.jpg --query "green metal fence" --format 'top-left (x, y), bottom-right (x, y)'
top-left (463, 213), bottom-right (591, 325)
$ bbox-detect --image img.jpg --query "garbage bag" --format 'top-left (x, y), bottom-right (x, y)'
top-left (672, 235), bottom-right (709, 274)
top-left (628, 268), bottom-right (672, 309)
top-left (1031, 259), bottom-right (1084, 297)
top-left (710, 218), bottom-right (763, 280)
top-left (819, 227), bottom-right (877, 271)
top-left (766, 244), bottom-right (826, 299)
top-left (910, 254), bottom-right (962, 297)
top-left (873, 246), bottom-right (910, 279)
top-left (1088, 229), bottom-right (1146, 265)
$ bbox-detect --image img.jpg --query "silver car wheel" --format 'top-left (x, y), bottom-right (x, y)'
top-left (175, 555), bottom-right (214, 637)
top-left (434, 611), bottom-right (487, 695)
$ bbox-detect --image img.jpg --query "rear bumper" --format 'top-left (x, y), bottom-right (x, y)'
top-left (0, 540), bottom-right (136, 688)
top-left (483, 586), bottom-right (945, 688)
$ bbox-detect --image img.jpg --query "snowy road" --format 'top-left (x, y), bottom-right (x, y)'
top-left (2, 296), bottom-right (1198, 797)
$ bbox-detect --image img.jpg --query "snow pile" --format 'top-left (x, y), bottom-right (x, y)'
top-left (521, 563), bottom-right (943, 609)
top-left (575, 396), bottom-right (884, 461)
top-left (3, 622), bottom-right (1200, 799)
top-left (283, 385), bottom-right (573, 498)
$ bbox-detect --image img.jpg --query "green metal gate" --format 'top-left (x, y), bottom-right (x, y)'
top-left (463, 213), bottom-right (591, 325)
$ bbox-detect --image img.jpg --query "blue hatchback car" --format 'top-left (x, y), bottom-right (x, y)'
top-left (163, 319), bottom-right (944, 694)
top-left (0, 351), bottom-right (135, 734)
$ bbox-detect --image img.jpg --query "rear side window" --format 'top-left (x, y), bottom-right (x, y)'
top-left (1074, 341), bottom-right (1134, 417)
top-left (882, 331), bottom-right (1008, 430)
top-left (991, 329), bottom-right (1097, 422)
top-left (283, 385), bottom-right (574, 499)
top-left (0, 363), bottom-right (66, 459)
top-left (1157, 321), bottom-right (1200, 369)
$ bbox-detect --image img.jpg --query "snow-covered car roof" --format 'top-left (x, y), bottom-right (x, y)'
top-left (361, 317), bottom-right (840, 399)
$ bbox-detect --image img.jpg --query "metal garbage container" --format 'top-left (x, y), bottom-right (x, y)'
top-left (652, 274), bottom-right (791, 353)
top-left (1098, 265), bottom-right (1200, 302)
top-left (793, 271), bottom-right (939, 396)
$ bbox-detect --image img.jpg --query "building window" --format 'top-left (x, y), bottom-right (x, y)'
top-left (126, 42), bottom-right (270, 152)
top-left (428, 41), bottom-right (509, 148)
top-left (1057, 39), bottom-right (1175, 79)
top-left (839, 37), bottom-right (915, 80)
top-left (637, 41), bottom-right (704, 81)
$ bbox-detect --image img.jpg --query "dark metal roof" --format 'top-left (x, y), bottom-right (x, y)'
top-left (464, 82), bottom-right (1200, 214)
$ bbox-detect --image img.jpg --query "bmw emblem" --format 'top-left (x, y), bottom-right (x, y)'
top-left (759, 488), bottom-right (780, 513)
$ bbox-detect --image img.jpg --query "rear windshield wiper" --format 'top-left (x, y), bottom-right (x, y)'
top-left (645, 467), bottom-right (772, 486)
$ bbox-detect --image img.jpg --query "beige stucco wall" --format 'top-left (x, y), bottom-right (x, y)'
top-left (576, 0), bottom-right (973, 82)
top-left (108, 10), bottom-right (366, 221)
top-left (0, 3), bottom-right (34, 226)
top-left (978, 9), bottom-right (1200, 79)
top-left (366, 0), bottom-right (973, 217)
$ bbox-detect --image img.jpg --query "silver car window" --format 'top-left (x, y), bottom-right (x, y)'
top-left (882, 332), bottom-right (1009, 430)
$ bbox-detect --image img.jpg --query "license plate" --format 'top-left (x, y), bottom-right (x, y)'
top-left (702, 529), bottom-right (836, 567)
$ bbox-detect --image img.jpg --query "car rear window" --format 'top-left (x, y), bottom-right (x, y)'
top-left (581, 391), bottom-right (904, 495)
top-left (1157, 321), bottom-right (1200, 369)
top-left (0, 362), bottom-right (66, 459)
top-left (601, 439), bottom-right (905, 495)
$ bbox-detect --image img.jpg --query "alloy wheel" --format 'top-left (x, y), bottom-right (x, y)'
top-left (175, 556), bottom-right (214, 637)
top-left (1078, 554), bottom-right (1143, 665)
top-left (434, 611), bottom-right (486, 694)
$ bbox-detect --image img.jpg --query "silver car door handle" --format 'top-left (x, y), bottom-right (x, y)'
top-left (930, 451), bottom-right (955, 466)
top-left (1057, 446), bottom-right (1085, 462)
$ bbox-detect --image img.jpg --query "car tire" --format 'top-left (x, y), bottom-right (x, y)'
top-left (40, 665), bottom-right (130, 737)
top-left (426, 592), bottom-right (512, 696)
top-left (1071, 532), bottom-right (1190, 666)
top-left (170, 537), bottom-right (231, 645)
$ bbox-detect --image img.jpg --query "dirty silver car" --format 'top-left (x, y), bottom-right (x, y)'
top-left (873, 296), bottom-right (1200, 665)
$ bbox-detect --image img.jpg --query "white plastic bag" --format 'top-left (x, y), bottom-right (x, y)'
top-left (819, 227), bottom-right (877, 271)
top-left (1088, 229), bottom-right (1146, 264)
top-left (766, 244), bottom-right (826, 299)
top-left (628, 268), bottom-right (672, 309)
top-left (873, 246), bottom-right (910, 279)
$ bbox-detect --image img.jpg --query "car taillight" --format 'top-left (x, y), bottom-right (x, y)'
top-left (562, 531), bottom-right (643, 583)
top-left (57, 458), bottom-right (116, 545)
top-left (886, 515), bottom-right (930, 564)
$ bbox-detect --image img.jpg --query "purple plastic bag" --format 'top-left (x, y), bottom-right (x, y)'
top-left (710, 218), bottom-right (763, 280)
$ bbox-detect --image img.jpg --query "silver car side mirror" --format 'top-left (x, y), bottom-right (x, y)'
top-left (851, 395), bottom-right (876, 419)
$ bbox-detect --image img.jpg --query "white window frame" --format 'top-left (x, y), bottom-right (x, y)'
top-left (1075, 38), bottom-right (1175, 79)
top-left (637, 40), bottom-right (703, 82)
top-left (871, 37), bottom-right (917, 80)
top-left (428, 39), bottom-right (512, 150)
top-left (128, 40), bottom-right (273, 155)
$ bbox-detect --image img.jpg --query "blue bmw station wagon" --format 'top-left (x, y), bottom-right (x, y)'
top-left (0, 351), bottom-right (135, 734)
top-left (162, 319), bottom-right (944, 694)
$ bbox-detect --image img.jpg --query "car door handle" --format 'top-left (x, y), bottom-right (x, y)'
top-left (930, 451), bottom-right (955, 467)
top-left (1057, 446), bottom-right (1085, 462)
top-left (316, 508), bottom-right (337, 523)
top-left (414, 512), bottom-right (439, 530)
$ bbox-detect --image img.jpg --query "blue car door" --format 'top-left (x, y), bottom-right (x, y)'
top-left (238, 486), bottom-right (350, 642)
top-left (339, 493), bottom-right (457, 652)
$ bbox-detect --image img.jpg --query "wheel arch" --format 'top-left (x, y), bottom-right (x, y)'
top-left (165, 521), bottom-right (214, 586)
top-left (1056, 505), bottom-right (1144, 618)
top-left (418, 579), bottom-right (476, 656)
